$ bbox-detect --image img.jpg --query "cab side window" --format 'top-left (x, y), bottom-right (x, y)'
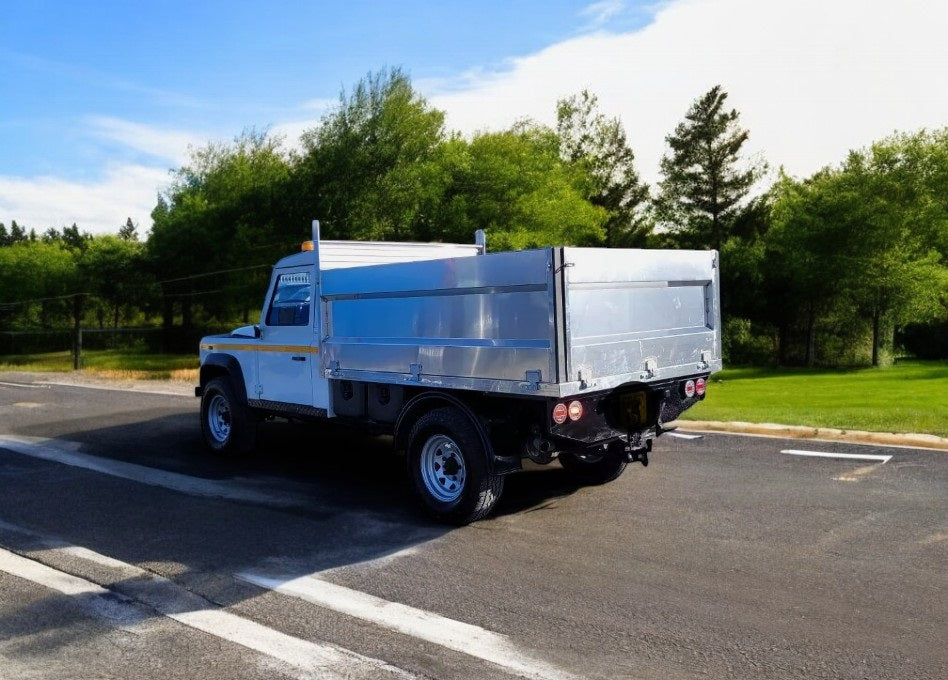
top-left (266, 272), bottom-right (311, 326)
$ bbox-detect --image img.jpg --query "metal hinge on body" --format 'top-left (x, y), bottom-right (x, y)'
top-left (640, 358), bottom-right (657, 380)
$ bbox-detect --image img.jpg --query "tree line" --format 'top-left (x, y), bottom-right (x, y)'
top-left (1, 69), bottom-right (945, 364)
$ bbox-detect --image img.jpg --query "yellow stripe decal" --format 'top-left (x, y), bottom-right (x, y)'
top-left (201, 343), bottom-right (319, 354)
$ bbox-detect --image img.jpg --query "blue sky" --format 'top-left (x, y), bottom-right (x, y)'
top-left (1, 0), bottom-right (945, 234)
top-left (3, 1), bottom-right (646, 179)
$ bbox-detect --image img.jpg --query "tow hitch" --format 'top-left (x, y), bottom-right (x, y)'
top-left (625, 439), bottom-right (652, 467)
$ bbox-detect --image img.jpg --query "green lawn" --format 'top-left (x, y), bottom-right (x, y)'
top-left (0, 350), bottom-right (198, 380)
top-left (682, 361), bottom-right (948, 437)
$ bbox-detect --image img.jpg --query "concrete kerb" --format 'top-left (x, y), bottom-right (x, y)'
top-left (668, 420), bottom-right (948, 452)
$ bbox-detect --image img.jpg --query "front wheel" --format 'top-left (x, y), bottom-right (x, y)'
top-left (559, 445), bottom-right (628, 485)
top-left (201, 376), bottom-right (256, 455)
top-left (407, 407), bottom-right (504, 525)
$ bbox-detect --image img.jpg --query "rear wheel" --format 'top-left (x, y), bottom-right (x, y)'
top-left (559, 445), bottom-right (628, 485)
top-left (407, 407), bottom-right (504, 524)
top-left (201, 376), bottom-right (256, 455)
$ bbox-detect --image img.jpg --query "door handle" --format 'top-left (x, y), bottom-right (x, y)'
top-left (291, 356), bottom-right (307, 362)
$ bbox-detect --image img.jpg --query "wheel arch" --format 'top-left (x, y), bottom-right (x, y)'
top-left (200, 353), bottom-right (248, 403)
top-left (395, 391), bottom-right (496, 471)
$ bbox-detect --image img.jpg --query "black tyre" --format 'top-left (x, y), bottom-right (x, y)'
top-left (559, 446), bottom-right (628, 485)
top-left (407, 407), bottom-right (504, 525)
top-left (200, 376), bottom-right (256, 455)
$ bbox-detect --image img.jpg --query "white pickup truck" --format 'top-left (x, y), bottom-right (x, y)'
top-left (197, 221), bottom-right (722, 523)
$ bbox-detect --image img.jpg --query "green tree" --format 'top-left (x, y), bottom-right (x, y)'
top-left (434, 123), bottom-right (607, 249)
top-left (557, 90), bottom-right (650, 246)
top-left (656, 85), bottom-right (767, 251)
top-left (149, 129), bottom-right (292, 331)
top-left (61, 223), bottom-right (90, 251)
top-left (0, 240), bottom-right (78, 329)
top-left (80, 236), bottom-right (146, 328)
top-left (8, 220), bottom-right (29, 245)
top-left (838, 130), bottom-right (948, 365)
top-left (296, 68), bottom-right (447, 241)
top-left (119, 217), bottom-right (139, 242)
top-left (763, 171), bottom-right (858, 365)
top-left (761, 129), bottom-right (947, 366)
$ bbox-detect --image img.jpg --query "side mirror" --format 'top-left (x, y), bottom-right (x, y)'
top-left (254, 325), bottom-right (261, 338)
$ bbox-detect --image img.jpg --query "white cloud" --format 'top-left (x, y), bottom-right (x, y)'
top-left (0, 117), bottom-right (201, 235)
top-left (87, 116), bottom-right (205, 166)
top-left (298, 98), bottom-right (336, 114)
top-left (431, 0), bottom-right (948, 185)
top-left (0, 163), bottom-right (169, 236)
top-left (0, 110), bottom-right (323, 236)
top-left (580, 0), bottom-right (629, 29)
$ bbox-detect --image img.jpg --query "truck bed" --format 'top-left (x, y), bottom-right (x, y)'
top-left (320, 246), bottom-right (721, 397)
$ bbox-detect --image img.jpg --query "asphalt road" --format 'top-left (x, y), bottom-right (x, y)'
top-left (0, 375), bottom-right (945, 679)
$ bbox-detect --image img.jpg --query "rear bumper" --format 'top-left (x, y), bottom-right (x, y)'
top-left (544, 375), bottom-right (708, 446)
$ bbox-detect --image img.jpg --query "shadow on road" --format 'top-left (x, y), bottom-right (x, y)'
top-left (0, 409), bottom-right (586, 658)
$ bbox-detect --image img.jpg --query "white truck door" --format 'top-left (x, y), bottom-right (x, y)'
top-left (256, 268), bottom-right (316, 406)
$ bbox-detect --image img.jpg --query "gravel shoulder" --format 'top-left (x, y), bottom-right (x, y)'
top-left (0, 370), bottom-right (196, 398)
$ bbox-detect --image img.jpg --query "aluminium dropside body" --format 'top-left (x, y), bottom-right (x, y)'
top-left (319, 240), bottom-right (722, 398)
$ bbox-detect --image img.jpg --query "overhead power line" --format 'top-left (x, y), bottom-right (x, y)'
top-left (0, 262), bottom-right (271, 308)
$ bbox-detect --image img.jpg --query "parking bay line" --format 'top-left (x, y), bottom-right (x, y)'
top-left (0, 545), bottom-right (414, 680)
top-left (781, 449), bottom-right (892, 464)
top-left (238, 571), bottom-right (579, 680)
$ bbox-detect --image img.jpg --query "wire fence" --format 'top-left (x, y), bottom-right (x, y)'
top-left (0, 326), bottom-right (219, 368)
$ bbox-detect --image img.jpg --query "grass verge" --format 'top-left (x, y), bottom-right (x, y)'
top-left (0, 350), bottom-right (199, 382)
top-left (682, 360), bottom-right (948, 437)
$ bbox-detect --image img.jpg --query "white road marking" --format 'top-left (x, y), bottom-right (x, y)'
top-left (834, 464), bottom-right (882, 482)
top-left (0, 381), bottom-right (47, 389)
top-left (666, 431), bottom-right (703, 440)
top-left (781, 449), bottom-right (892, 464)
top-left (0, 435), bottom-right (303, 508)
top-left (0, 544), bottom-right (414, 680)
top-left (0, 547), bottom-right (108, 597)
top-left (238, 571), bottom-right (579, 680)
top-left (40, 380), bottom-right (192, 397)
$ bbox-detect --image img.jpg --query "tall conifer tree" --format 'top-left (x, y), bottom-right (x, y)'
top-left (557, 90), bottom-right (650, 247)
top-left (656, 85), bottom-right (766, 250)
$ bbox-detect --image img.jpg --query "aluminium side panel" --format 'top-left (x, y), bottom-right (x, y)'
top-left (320, 248), bottom-right (559, 394)
top-left (559, 247), bottom-right (722, 394)
top-left (317, 240), bottom-right (483, 270)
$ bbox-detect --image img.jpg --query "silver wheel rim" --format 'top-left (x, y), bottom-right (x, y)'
top-left (207, 394), bottom-right (232, 443)
top-left (420, 434), bottom-right (466, 503)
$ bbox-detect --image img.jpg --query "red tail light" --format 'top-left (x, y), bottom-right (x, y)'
top-left (695, 377), bottom-right (707, 396)
top-left (552, 402), bottom-right (568, 424)
top-left (683, 379), bottom-right (696, 398)
top-left (567, 400), bottom-right (584, 421)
